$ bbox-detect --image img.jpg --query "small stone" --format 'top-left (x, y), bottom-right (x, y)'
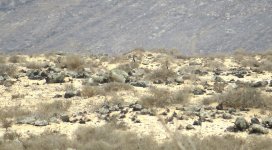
top-left (60, 114), bottom-right (70, 122)
top-left (216, 103), bottom-right (223, 110)
top-left (34, 120), bottom-right (49, 126)
top-left (251, 117), bottom-right (260, 124)
top-left (193, 120), bottom-right (202, 126)
top-left (186, 124), bottom-right (195, 130)
top-left (132, 104), bottom-right (143, 111)
top-left (223, 113), bottom-right (232, 119)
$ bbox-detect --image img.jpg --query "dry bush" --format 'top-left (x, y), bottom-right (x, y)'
top-left (240, 58), bottom-right (260, 68)
top-left (203, 59), bottom-right (226, 71)
top-left (141, 87), bottom-right (190, 108)
top-left (115, 62), bottom-right (139, 73)
top-left (8, 55), bottom-right (26, 63)
top-left (216, 86), bottom-right (269, 108)
top-left (259, 59), bottom-right (272, 71)
top-left (0, 106), bottom-right (31, 129)
top-left (81, 85), bottom-right (105, 98)
top-left (11, 93), bottom-right (25, 99)
top-left (35, 101), bottom-right (71, 119)
top-left (103, 82), bottom-right (133, 93)
top-left (213, 82), bottom-right (227, 93)
top-left (25, 61), bottom-right (48, 69)
top-left (0, 64), bottom-right (17, 77)
top-left (21, 132), bottom-right (71, 150)
top-left (61, 55), bottom-right (85, 70)
top-left (0, 55), bottom-right (7, 63)
top-left (145, 66), bottom-right (176, 82)
top-left (74, 124), bottom-right (159, 150)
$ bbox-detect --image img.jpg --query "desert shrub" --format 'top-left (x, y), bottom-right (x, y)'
top-left (25, 61), bottom-right (48, 69)
top-left (145, 66), bottom-right (176, 82)
top-left (0, 106), bottom-right (31, 129)
top-left (213, 82), bottom-right (227, 93)
top-left (21, 132), bottom-right (71, 150)
top-left (103, 82), bottom-right (133, 93)
top-left (73, 124), bottom-right (159, 150)
top-left (115, 62), bottom-right (139, 73)
top-left (0, 55), bottom-right (6, 63)
top-left (35, 101), bottom-right (71, 119)
top-left (259, 59), bottom-right (272, 71)
top-left (217, 86), bottom-right (268, 108)
top-left (11, 93), bottom-right (25, 99)
top-left (0, 64), bottom-right (17, 77)
top-left (203, 59), bottom-right (226, 71)
top-left (61, 55), bottom-right (85, 70)
top-left (8, 55), bottom-right (25, 63)
top-left (141, 87), bottom-right (190, 108)
top-left (81, 85), bottom-right (104, 98)
top-left (240, 58), bottom-right (260, 68)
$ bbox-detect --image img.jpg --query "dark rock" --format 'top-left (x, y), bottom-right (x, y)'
top-left (251, 81), bottom-right (268, 88)
top-left (234, 117), bottom-right (249, 131)
top-left (140, 109), bottom-right (151, 115)
top-left (132, 104), bottom-right (143, 111)
top-left (193, 88), bottom-right (205, 95)
top-left (228, 108), bottom-right (236, 114)
top-left (249, 124), bottom-right (268, 134)
top-left (53, 94), bottom-right (62, 98)
top-left (251, 117), bottom-right (260, 124)
top-left (153, 80), bottom-right (163, 84)
top-left (216, 103), bottom-right (223, 110)
top-left (270, 80), bottom-right (272, 87)
top-left (193, 120), bottom-right (202, 126)
top-left (64, 90), bottom-right (80, 98)
top-left (46, 73), bottom-right (65, 83)
top-left (60, 114), bottom-right (70, 122)
top-left (79, 119), bottom-right (86, 124)
top-left (131, 81), bottom-right (148, 88)
top-left (262, 118), bottom-right (272, 128)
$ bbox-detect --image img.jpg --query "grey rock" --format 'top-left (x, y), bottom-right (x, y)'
top-left (110, 69), bottom-right (128, 83)
top-left (249, 124), bottom-right (268, 134)
top-left (27, 70), bottom-right (47, 80)
top-left (270, 80), bottom-right (272, 87)
top-left (193, 88), bottom-right (206, 95)
top-left (130, 81), bottom-right (148, 88)
top-left (251, 81), bottom-right (268, 88)
top-left (222, 113), bottom-right (232, 119)
top-left (17, 116), bottom-right (36, 125)
top-left (60, 114), bottom-right (70, 122)
top-left (186, 124), bottom-right (195, 130)
top-left (234, 117), bottom-right (249, 131)
top-left (64, 90), bottom-right (80, 98)
top-left (251, 117), bottom-right (260, 125)
top-left (46, 73), bottom-right (65, 83)
top-left (34, 120), bottom-right (49, 126)
top-left (132, 104), bottom-right (143, 111)
top-left (98, 107), bottom-right (110, 115)
top-left (193, 119), bottom-right (202, 126)
top-left (175, 76), bottom-right (184, 84)
top-left (228, 108), bottom-right (236, 114)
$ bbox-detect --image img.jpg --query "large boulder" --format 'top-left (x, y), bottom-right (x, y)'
top-left (110, 69), bottom-right (128, 83)
top-left (45, 73), bottom-right (65, 83)
top-left (26, 69), bottom-right (47, 80)
top-left (234, 117), bottom-right (249, 131)
top-left (249, 124), bottom-right (268, 134)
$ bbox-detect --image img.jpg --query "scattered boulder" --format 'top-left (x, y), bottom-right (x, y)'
top-left (46, 73), bottom-right (65, 83)
top-left (251, 81), bottom-right (268, 88)
top-left (249, 124), bottom-right (268, 134)
top-left (17, 116), bottom-right (36, 125)
top-left (251, 117), bottom-right (260, 125)
top-left (234, 117), bottom-right (249, 131)
top-left (34, 120), bottom-right (49, 126)
top-left (130, 81), bottom-right (148, 88)
top-left (64, 90), bottom-right (80, 98)
top-left (186, 124), bottom-right (195, 130)
top-left (262, 118), bottom-right (272, 128)
top-left (222, 113), bottom-right (232, 119)
top-left (192, 88), bottom-right (206, 95)
top-left (110, 69), bottom-right (128, 83)
top-left (131, 103), bottom-right (143, 111)
top-left (60, 114), bottom-right (70, 122)
top-left (27, 70), bottom-right (47, 80)
top-left (175, 76), bottom-right (184, 84)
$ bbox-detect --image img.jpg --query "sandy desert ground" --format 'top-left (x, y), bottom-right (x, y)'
top-left (0, 49), bottom-right (272, 149)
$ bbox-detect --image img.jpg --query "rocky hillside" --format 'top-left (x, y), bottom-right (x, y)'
top-left (0, 0), bottom-right (271, 54)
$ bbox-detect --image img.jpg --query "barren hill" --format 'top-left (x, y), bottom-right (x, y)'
top-left (0, 0), bottom-right (271, 54)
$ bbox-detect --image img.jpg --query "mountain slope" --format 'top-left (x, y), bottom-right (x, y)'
top-left (0, 0), bottom-right (271, 54)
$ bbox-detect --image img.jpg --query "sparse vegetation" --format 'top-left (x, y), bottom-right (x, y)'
top-left (81, 85), bottom-right (104, 98)
top-left (0, 64), bottom-right (17, 77)
top-left (141, 87), bottom-right (190, 108)
top-left (145, 65), bottom-right (176, 82)
top-left (103, 82), bottom-right (133, 93)
top-left (8, 55), bottom-right (26, 63)
top-left (217, 86), bottom-right (269, 108)
top-left (25, 61), bottom-right (48, 69)
top-left (61, 55), bottom-right (85, 70)
top-left (35, 101), bottom-right (71, 119)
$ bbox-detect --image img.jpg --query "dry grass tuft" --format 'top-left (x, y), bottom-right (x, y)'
top-left (8, 55), bottom-right (26, 63)
top-left (216, 86), bottom-right (269, 109)
top-left (61, 55), bottom-right (85, 70)
top-left (35, 101), bottom-right (71, 119)
top-left (145, 66), bottom-right (176, 82)
top-left (25, 61), bottom-right (49, 69)
top-left (81, 86), bottom-right (104, 98)
top-left (141, 87), bottom-right (190, 108)
top-left (103, 82), bottom-right (133, 93)
top-left (0, 64), bottom-right (17, 77)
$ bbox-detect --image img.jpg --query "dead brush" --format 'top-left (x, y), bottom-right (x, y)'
top-left (35, 101), bottom-right (72, 119)
top-left (145, 64), bottom-right (176, 82)
top-left (8, 55), bottom-right (26, 63)
top-left (0, 64), bottom-right (17, 77)
top-left (60, 54), bottom-right (85, 70)
top-left (81, 85), bottom-right (105, 98)
top-left (103, 82), bottom-right (133, 93)
top-left (216, 86), bottom-right (269, 109)
top-left (141, 87), bottom-right (190, 108)
top-left (25, 61), bottom-right (49, 69)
